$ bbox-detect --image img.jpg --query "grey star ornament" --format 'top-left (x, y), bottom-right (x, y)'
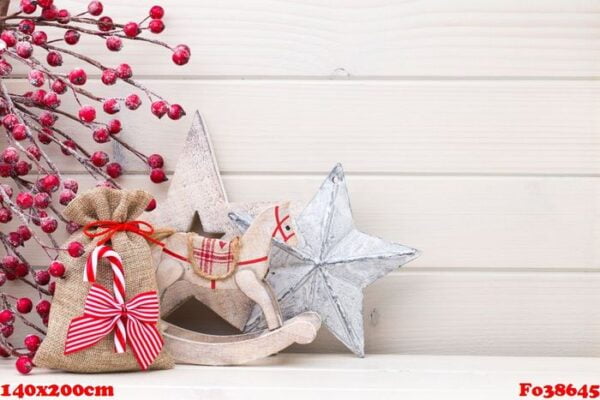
top-left (145, 111), bottom-right (276, 239)
top-left (235, 164), bottom-right (420, 356)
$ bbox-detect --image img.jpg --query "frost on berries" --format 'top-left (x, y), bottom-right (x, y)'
top-left (0, 0), bottom-right (191, 371)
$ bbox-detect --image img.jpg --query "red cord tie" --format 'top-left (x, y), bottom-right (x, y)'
top-left (83, 220), bottom-right (189, 262)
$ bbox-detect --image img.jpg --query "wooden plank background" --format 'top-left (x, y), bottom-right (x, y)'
top-left (2, 0), bottom-right (600, 356)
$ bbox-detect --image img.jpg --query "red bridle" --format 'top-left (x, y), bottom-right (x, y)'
top-left (271, 206), bottom-right (295, 243)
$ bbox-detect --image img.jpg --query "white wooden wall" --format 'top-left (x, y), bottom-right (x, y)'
top-left (4, 0), bottom-right (600, 356)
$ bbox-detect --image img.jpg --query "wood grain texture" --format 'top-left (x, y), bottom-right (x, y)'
top-left (7, 270), bottom-right (600, 357)
top-left (8, 174), bottom-right (598, 270)
top-left (1, 355), bottom-right (599, 399)
top-left (4, 79), bottom-right (599, 175)
top-left (9, 0), bottom-right (600, 77)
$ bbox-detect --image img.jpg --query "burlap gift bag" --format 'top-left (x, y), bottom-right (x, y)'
top-left (34, 187), bottom-right (173, 372)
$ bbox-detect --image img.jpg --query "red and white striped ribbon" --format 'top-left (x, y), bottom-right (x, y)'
top-left (65, 284), bottom-right (162, 370)
top-left (83, 245), bottom-right (127, 353)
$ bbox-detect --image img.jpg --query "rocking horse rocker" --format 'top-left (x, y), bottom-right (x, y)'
top-left (151, 202), bottom-right (322, 365)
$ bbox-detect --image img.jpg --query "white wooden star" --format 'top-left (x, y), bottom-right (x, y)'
top-left (145, 111), bottom-right (272, 239)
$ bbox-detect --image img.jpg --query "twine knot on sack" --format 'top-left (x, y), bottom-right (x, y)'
top-left (83, 220), bottom-right (188, 262)
top-left (83, 220), bottom-right (157, 246)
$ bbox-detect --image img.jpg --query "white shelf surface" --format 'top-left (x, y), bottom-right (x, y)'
top-left (1, 354), bottom-right (599, 400)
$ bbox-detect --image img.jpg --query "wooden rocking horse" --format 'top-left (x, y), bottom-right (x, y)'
top-left (151, 202), bottom-right (321, 365)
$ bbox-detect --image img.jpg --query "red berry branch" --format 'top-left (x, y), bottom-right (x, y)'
top-left (0, 0), bottom-right (190, 374)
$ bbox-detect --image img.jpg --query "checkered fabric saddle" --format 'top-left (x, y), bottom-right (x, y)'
top-left (187, 234), bottom-right (241, 281)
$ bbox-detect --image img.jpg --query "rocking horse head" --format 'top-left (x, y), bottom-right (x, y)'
top-left (153, 202), bottom-right (299, 331)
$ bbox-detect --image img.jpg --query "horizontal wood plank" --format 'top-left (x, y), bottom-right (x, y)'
top-left (1, 355), bottom-right (600, 399)
top-left (9, 0), bottom-right (600, 77)
top-left (3, 79), bottom-right (600, 175)
top-left (6, 174), bottom-right (599, 270)
top-left (6, 271), bottom-right (600, 357)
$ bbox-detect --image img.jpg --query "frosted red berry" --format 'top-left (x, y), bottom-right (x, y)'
top-left (151, 100), bottom-right (168, 118)
top-left (40, 217), bottom-right (58, 233)
top-left (2, 114), bottom-right (18, 130)
top-left (31, 31), bottom-right (47, 45)
top-left (57, 9), bottom-right (71, 24)
top-left (47, 51), bottom-right (63, 67)
top-left (0, 206), bottom-right (11, 222)
top-left (16, 297), bottom-right (32, 314)
top-left (66, 221), bottom-right (81, 234)
top-left (2, 325), bottom-right (14, 338)
top-left (123, 22), bottom-right (140, 37)
top-left (106, 162), bottom-right (122, 178)
top-left (17, 225), bottom-right (31, 241)
top-left (2, 147), bottom-right (19, 163)
top-left (24, 334), bottom-right (41, 352)
top-left (90, 151), bottom-right (109, 167)
top-left (172, 44), bottom-right (191, 65)
top-left (92, 127), bottom-right (110, 143)
top-left (106, 36), bottom-right (122, 51)
top-left (38, 111), bottom-right (56, 127)
top-left (31, 89), bottom-right (47, 105)
top-left (101, 68), bottom-right (117, 85)
top-left (11, 124), bottom-right (27, 141)
top-left (125, 94), bottom-right (141, 110)
top-left (43, 92), bottom-right (60, 108)
top-left (78, 105), bottom-right (96, 122)
top-left (14, 161), bottom-right (31, 176)
top-left (1, 255), bottom-right (17, 270)
top-left (0, 309), bottom-right (14, 324)
top-left (0, 31), bottom-right (16, 47)
top-left (35, 270), bottom-right (50, 286)
top-left (41, 4), bottom-right (57, 19)
top-left (51, 78), bottom-right (67, 93)
top-left (149, 19), bottom-right (165, 34)
top-left (103, 98), bottom-right (120, 114)
top-left (116, 63), bottom-right (132, 79)
top-left (37, 174), bottom-right (60, 192)
top-left (18, 19), bottom-right (35, 35)
top-left (98, 16), bottom-right (113, 31)
top-left (48, 281), bottom-right (56, 294)
top-left (66, 237), bottom-right (84, 251)
top-left (107, 119), bottom-right (121, 134)
top-left (16, 41), bottom-right (33, 58)
top-left (59, 189), bottom-right (75, 205)
top-left (16, 192), bottom-right (33, 209)
top-left (33, 192), bottom-right (50, 208)
top-left (15, 356), bottom-right (33, 374)
top-left (7, 232), bottom-right (22, 247)
top-left (68, 68), bottom-right (86, 85)
top-left (38, 0), bottom-right (53, 8)
top-left (28, 69), bottom-right (44, 87)
top-left (0, 59), bottom-right (12, 76)
top-left (167, 104), bottom-right (185, 120)
top-left (149, 5), bottom-right (164, 19)
top-left (63, 178), bottom-right (78, 193)
top-left (88, 0), bottom-right (103, 16)
top-left (48, 260), bottom-right (65, 277)
top-left (36, 299), bottom-right (51, 316)
top-left (20, 0), bottom-right (36, 14)
top-left (150, 168), bottom-right (167, 183)
top-left (147, 153), bottom-right (164, 168)
top-left (145, 198), bottom-right (157, 212)
top-left (64, 29), bottom-right (79, 44)
top-left (15, 263), bottom-right (28, 277)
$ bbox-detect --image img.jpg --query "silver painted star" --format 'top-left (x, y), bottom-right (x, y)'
top-left (236, 164), bottom-right (420, 356)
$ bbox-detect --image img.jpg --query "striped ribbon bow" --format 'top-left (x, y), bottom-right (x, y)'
top-left (64, 245), bottom-right (162, 370)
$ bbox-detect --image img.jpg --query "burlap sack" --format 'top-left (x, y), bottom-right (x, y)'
top-left (34, 188), bottom-right (174, 372)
